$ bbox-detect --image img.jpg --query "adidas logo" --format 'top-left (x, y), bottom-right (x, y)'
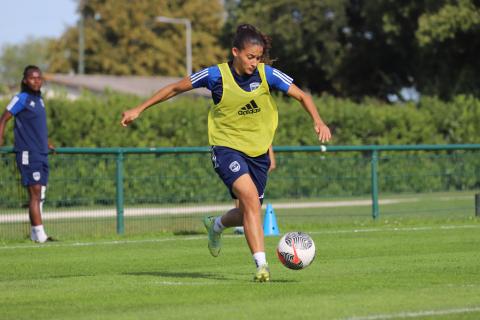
top-left (238, 100), bottom-right (261, 116)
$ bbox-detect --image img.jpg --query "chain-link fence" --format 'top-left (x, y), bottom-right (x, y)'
top-left (1, 145), bottom-right (479, 241)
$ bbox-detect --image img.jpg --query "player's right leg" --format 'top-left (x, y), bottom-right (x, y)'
top-left (232, 174), bottom-right (270, 282)
top-left (27, 184), bottom-right (48, 243)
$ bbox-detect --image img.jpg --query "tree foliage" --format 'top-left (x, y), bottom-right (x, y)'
top-left (0, 37), bottom-right (52, 87)
top-left (46, 0), bottom-right (480, 100)
top-left (223, 0), bottom-right (480, 100)
top-left (48, 0), bottom-right (227, 76)
top-left (415, 0), bottom-right (480, 99)
top-left (222, 0), bottom-right (348, 94)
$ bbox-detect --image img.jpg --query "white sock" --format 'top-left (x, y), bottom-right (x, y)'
top-left (253, 252), bottom-right (267, 268)
top-left (213, 216), bottom-right (225, 233)
top-left (31, 225), bottom-right (48, 243)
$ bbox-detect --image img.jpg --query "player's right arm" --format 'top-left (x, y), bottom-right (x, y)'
top-left (0, 110), bottom-right (13, 146)
top-left (0, 94), bottom-right (26, 146)
top-left (121, 76), bottom-right (193, 127)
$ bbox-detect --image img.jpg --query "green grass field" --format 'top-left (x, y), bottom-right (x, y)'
top-left (1, 209), bottom-right (480, 319)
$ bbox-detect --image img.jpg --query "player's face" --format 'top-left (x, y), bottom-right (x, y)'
top-left (23, 70), bottom-right (43, 91)
top-left (232, 44), bottom-right (264, 75)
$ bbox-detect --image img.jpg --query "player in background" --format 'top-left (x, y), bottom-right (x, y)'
top-left (120, 24), bottom-right (331, 281)
top-left (0, 65), bottom-right (54, 243)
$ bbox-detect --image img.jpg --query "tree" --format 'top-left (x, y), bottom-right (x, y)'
top-left (334, 0), bottom-right (433, 100)
top-left (222, 0), bottom-right (348, 94)
top-left (0, 37), bottom-right (52, 89)
top-left (415, 0), bottom-right (480, 99)
top-left (224, 0), bottom-right (480, 100)
top-left (48, 0), bottom-right (227, 76)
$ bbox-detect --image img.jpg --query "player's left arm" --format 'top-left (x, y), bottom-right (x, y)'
top-left (268, 145), bottom-right (276, 172)
top-left (287, 84), bottom-right (331, 143)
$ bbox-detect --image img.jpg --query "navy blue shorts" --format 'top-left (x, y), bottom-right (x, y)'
top-left (211, 146), bottom-right (270, 202)
top-left (15, 151), bottom-right (49, 186)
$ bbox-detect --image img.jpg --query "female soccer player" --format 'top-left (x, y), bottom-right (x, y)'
top-left (0, 65), bottom-right (53, 243)
top-left (121, 24), bottom-right (331, 281)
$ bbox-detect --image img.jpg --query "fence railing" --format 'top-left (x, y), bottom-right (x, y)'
top-left (1, 144), bottom-right (479, 238)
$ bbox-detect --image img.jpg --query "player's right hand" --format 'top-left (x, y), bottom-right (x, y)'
top-left (120, 109), bottom-right (140, 127)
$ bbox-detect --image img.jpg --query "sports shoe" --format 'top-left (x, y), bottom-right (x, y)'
top-left (31, 230), bottom-right (47, 243)
top-left (203, 216), bottom-right (221, 257)
top-left (254, 263), bottom-right (270, 282)
top-left (31, 234), bottom-right (57, 243)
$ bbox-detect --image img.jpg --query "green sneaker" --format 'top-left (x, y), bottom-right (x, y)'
top-left (203, 216), bottom-right (221, 257)
top-left (254, 263), bottom-right (270, 282)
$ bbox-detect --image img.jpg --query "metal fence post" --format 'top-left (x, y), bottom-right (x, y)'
top-left (371, 150), bottom-right (379, 219)
top-left (476, 194), bottom-right (480, 217)
top-left (116, 151), bottom-right (125, 234)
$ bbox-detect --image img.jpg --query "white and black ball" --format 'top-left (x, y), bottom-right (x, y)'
top-left (276, 232), bottom-right (316, 270)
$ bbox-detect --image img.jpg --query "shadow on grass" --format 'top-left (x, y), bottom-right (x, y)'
top-left (268, 279), bottom-right (298, 283)
top-left (124, 271), bottom-right (228, 281)
top-left (173, 230), bottom-right (204, 236)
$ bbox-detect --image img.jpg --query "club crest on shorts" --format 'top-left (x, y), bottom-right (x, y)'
top-left (33, 172), bottom-right (41, 181)
top-left (229, 161), bottom-right (241, 172)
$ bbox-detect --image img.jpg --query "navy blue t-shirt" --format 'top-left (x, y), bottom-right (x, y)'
top-left (190, 63), bottom-right (293, 104)
top-left (6, 91), bottom-right (48, 153)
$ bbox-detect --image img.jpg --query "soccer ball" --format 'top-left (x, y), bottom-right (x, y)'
top-left (233, 226), bottom-right (244, 234)
top-left (276, 232), bottom-right (316, 270)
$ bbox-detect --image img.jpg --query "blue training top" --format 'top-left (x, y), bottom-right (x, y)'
top-left (5, 91), bottom-right (48, 154)
top-left (190, 63), bottom-right (293, 104)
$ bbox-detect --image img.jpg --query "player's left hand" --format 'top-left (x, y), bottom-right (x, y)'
top-left (315, 123), bottom-right (332, 143)
top-left (48, 141), bottom-right (56, 154)
top-left (121, 108), bottom-right (140, 127)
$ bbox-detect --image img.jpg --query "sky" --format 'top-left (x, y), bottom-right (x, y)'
top-left (0, 0), bottom-right (78, 49)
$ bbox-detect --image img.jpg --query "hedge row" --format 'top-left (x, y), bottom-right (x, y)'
top-left (2, 92), bottom-right (479, 148)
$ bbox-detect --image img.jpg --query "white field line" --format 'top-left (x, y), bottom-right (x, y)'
top-left (0, 235), bottom-right (205, 250)
top-left (0, 198), bottom-right (416, 223)
top-left (153, 281), bottom-right (221, 286)
top-left (1, 224), bottom-right (479, 251)
top-left (308, 224), bottom-right (480, 235)
top-left (342, 306), bottom-right (480, 320)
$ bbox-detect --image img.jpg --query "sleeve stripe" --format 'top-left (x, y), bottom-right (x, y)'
top-left (273, 69), bottom-right (293, 82)
top-left (6, 96), bottom-right (19, 111)
top-left (191, 69), bottom-right (208, 81)
top-left (190, 69), bottom-right (209, 83)
top-left (273, 70), bottom-right (293, 85)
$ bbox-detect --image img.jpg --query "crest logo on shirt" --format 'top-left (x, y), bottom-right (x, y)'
top-left (229, 161), bottom-right (241, 173)
top-left (29, 101), bottom-right (36, 108)
top-left (238, 100), bottom-right (261, 116)
top-left (249, 82), bottom-right (260, 91)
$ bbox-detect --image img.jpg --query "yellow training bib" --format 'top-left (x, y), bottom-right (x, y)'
top-left (208, 63), bottom-right (278, 157)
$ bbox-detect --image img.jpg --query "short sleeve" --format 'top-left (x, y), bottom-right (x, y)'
top-left (265, 65), bottom-right (293, 93)
top-left (5, 93), bottom-right (27, 115)
top-left (190, 66), bottom-right (221, 91)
